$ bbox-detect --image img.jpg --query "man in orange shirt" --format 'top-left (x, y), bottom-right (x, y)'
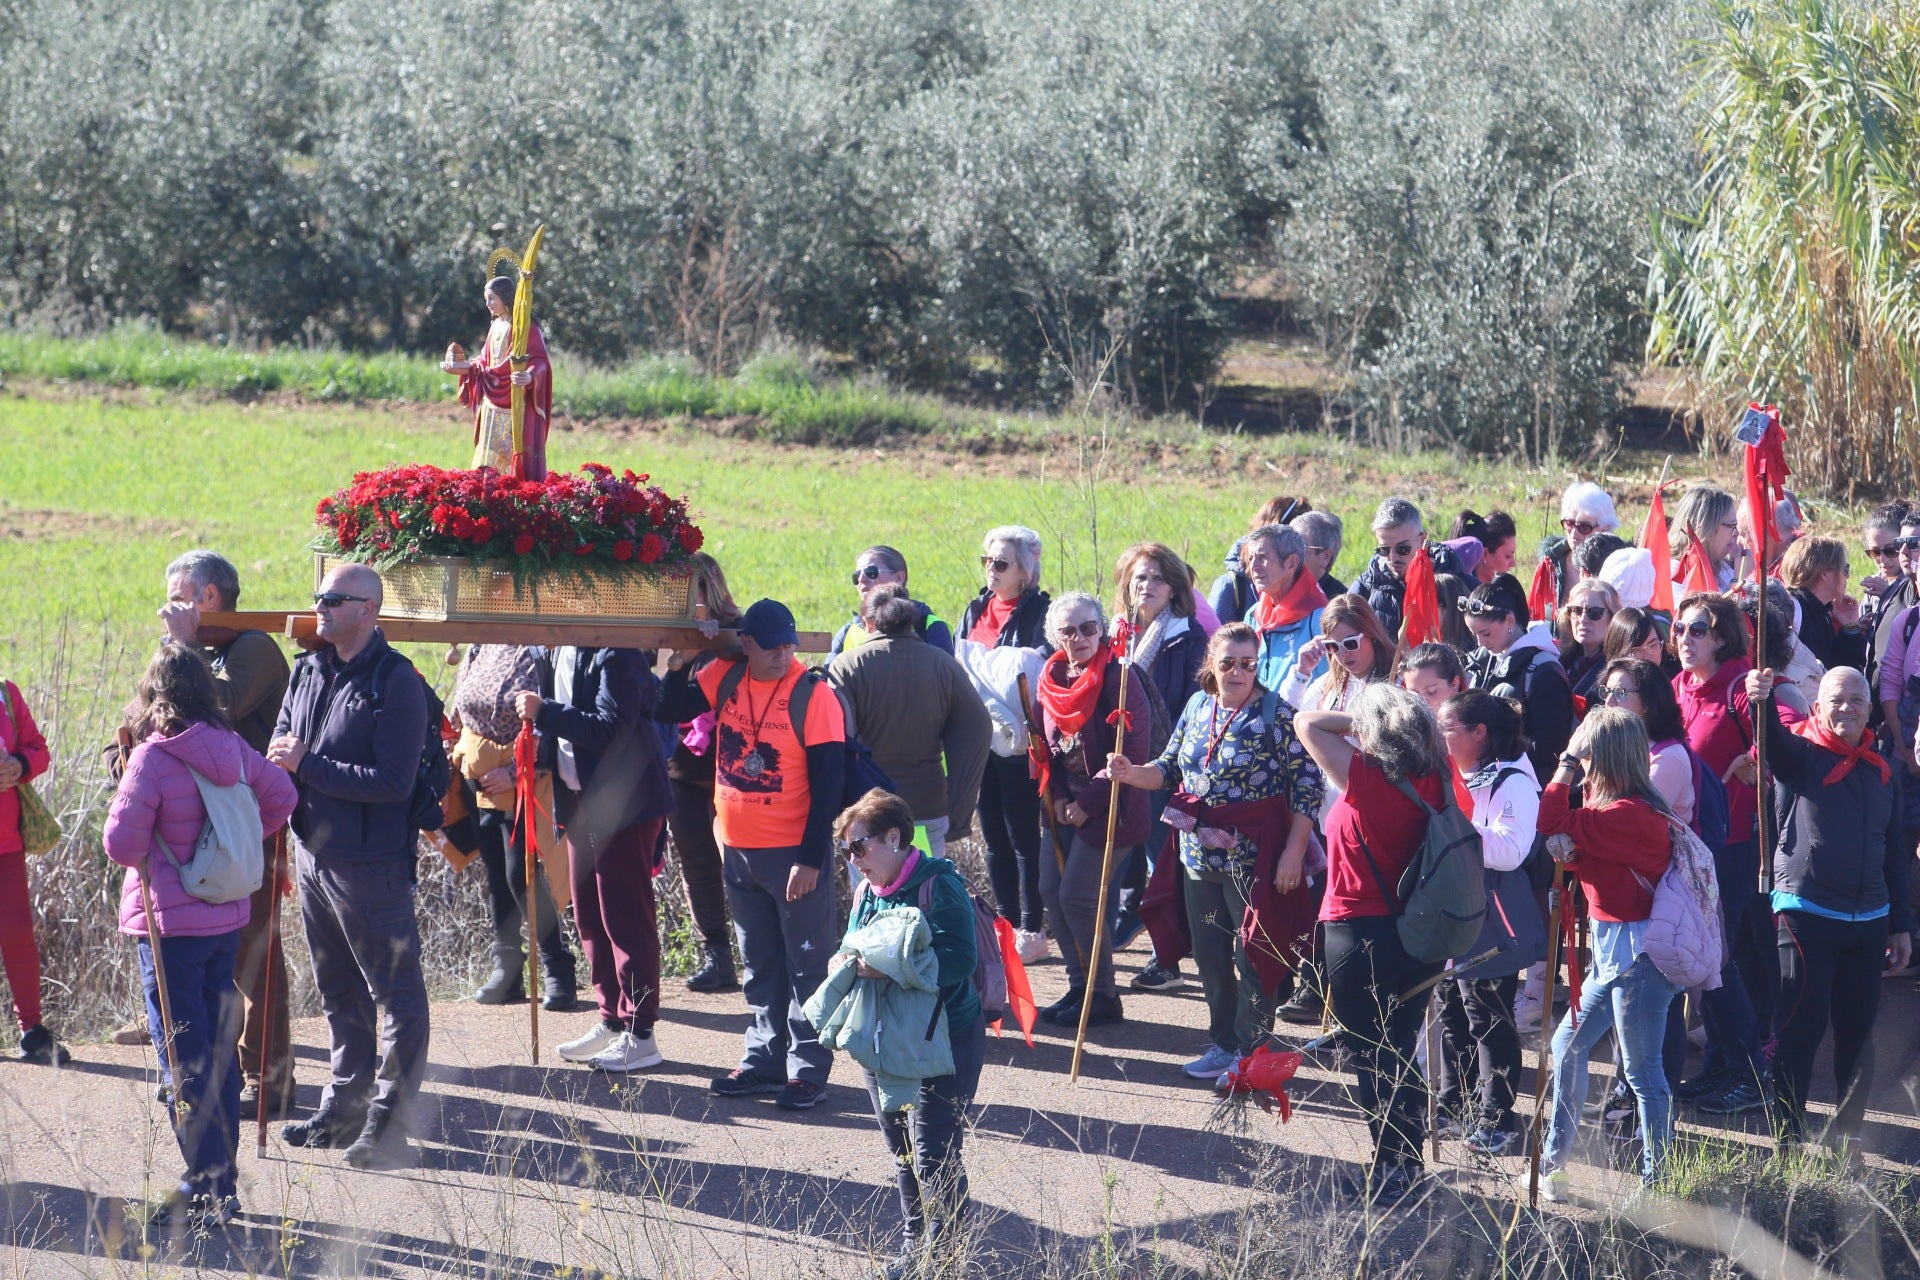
top-left (658, 599), bottom-right (847, 1110)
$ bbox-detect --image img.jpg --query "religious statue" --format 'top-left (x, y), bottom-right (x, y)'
top-left (442, 227), bottom-right (551, 480)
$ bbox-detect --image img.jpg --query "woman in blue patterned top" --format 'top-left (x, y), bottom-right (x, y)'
top-left (1109, 622), bottom-right (1325, 1082)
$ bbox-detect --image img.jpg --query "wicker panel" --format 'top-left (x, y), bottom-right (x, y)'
top-left (316, 554), bottom-right (696, 624)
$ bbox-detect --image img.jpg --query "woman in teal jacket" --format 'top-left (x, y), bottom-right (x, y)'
top-left (834, 789), bottom-right (982, 1280)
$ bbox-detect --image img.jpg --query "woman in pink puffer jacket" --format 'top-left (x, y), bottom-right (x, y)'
top-left (104, 645), bottom-right (296, 1228)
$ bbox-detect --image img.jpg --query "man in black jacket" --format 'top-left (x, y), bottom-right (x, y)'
top-left (1349, 497), bottom-right (1470, 641)
top-left (1747, 664), bottom-right (1913, 1154)
top-left (269, 564), bottom-right (432, 1170)
top-left (518, 647), bottom-right (673, 1074)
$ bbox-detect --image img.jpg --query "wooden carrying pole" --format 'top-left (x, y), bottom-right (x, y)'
top-left (1527, 864), bottom-right (1567, 1209)
top-left (1753, 569), bottom-right (1771, 895)
top-left (527, 832), bottom-right (541, 1065)
top-left (256, 830), bottom-right (286, 1156)
top-left (1070, 627), bottom-right (1136, 1084)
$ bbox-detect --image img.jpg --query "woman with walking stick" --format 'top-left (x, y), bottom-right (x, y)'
top-left (105, 646), bottom-right (296, 1229)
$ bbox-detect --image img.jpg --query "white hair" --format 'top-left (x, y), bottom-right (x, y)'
top-left (1044, 591), bottom-right (1104, 648)
top-left (1560, 482), bottom-right (1619, 532)
top-left (983, 525), bottom-right (1043, 585)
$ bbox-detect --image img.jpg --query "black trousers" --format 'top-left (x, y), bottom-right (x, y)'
top-left (863, 1012), bottom-right (987, 1249)
top-left (667, 778), bottom-right (731, 948)
top-left (474, 807), bottom-right (572, 977)
top-left (1773, 910), bottom-right (1886, 1143)
top-left (1324, 916), bottom-right (1442, 1170)
top-left (979, 753), bottom-right (1045, 932)
top-left (1434, 974), bottom-right (1521, 1132)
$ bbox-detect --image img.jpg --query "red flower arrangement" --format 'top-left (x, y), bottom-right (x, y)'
top-left (312, 463), bottom-right (704, 577)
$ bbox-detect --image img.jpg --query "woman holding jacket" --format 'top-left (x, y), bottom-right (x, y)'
top-left (828, 789), bottom-right (983, 1280)
top-left (105, 645), bottom-right (298, 1227)
top-left (1434, 690), bottom-right (1544, 1155)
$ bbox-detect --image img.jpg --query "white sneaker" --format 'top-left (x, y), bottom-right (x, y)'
top-left (1514, 996), bottom-right (1543, 1035)
top-left (588, 1030), bottom-right (663, 1073)
top-left (557, 1022), bottom-right (622, 1063)
top-left (1016, 930), bottom-right (1053, 965)
top-left (1516, 1167), bottom-right (1570, 1204)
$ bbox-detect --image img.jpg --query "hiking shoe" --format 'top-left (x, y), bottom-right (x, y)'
top-left (540, 964), bottom-right (578, 1012)
top-left (1039, 988), bottom-right (1085, 1020)
top-left (1432, 1115), bottom-right (1468, 1141)
top-left (17, 1025), bottom-right (70, 1066)
top-left (775, 1079), bottom-right (825, 1111)
top-left (1112, 910), bottom-right (1145, 951)
top-left (557, 1020), bottom-right (624, 1063)
top-left (588, 1031), bottom-right (663, 1073)
top-left (473, 961), bottom-right (526, 1005)
top-left (1695, 1081), bottom-right (1766, 1115)
top-left (280, 1104), bottom-right (365, 1150)
top-left (148, 1192), bottom-right (240, 1231)
top-left (1466, 1126), bottom-right (1520, 1157)
top-left (1276, 983), bottom-right (1324, 1025)
top-left (1183, 1044), bottom-right (1239, 1080)
top-left (685, 944), bottom-right (739, 993)
top-left (1517, 1167), bottom-right (1570, 1204)
top-left (1015, 929), bottom-right (1053, 965)
top-left (1674, 1069), bottom-right (1726, 1103)
top-left (1044, 991), bottom-right (1122, 1027)
top-left (1586, 1080), bottom-right (1631, 1119)
top-left (239, 1077), bottom-right (295, 1121)
top-left (1130, 960), bottom-right (1186, 992)
top-left (112, 1019), bottom-right (152, 1047)
top-left (710, 1068), bottom-right (783, 1098)
top-left (343, 1112), bottom-right (417, 1171)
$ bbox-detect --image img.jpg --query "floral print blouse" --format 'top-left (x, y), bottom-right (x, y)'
top-left (1152, 689), bottom-right (1325, 876)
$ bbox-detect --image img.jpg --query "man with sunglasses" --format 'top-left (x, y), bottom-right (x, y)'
top-left (1350, 497), bottom-right (1471, 641)
top-left (828, 546), bottom-right (954, 660)
top-left (1862, 504), bottom-right (1918, 712)
top-left (270, 563), bottom-right (434, 1170)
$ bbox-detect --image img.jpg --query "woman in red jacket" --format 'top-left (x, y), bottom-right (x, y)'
top-left (1669, 591), bottom-right (1766, 1115)
top-left (1531, 708), bottom-right (1679, 1200)
top-left (0, 676), bottom-right (65, 1064)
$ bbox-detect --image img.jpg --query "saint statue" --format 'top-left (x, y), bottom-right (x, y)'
top-left (442, 274), bottom-right (552, 480)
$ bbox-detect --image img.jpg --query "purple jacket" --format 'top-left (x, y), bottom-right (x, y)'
top-left (1042, 660), bottom-right (1152, 847)
top-left (105, 722), bottom-right (298, 938)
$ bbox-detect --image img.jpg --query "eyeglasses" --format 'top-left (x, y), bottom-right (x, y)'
top-left (851, 564), bottom-right (888, 584)
top-left (1328, 635), bottom-right (1365, 652)
top-left (1375, 541), bottom-right (1418, 560)
top-left (313, 592), bottom-right (370, 609)
top-left (1456, 599), bottom-right (1511, 618)
top-left (1567, 604), bottom-right (1611, 622)
top-left (1215, 657), bottom-right (1259, 673)
top-left (980, 556), bottom-right (1013, 573)
top-left (835, 834), bottom-right (883, 860)
top-left (1061, 620), bottom-right (1104, 640)
top-left (1560, 518), bottom-right (1600, 537)
top-left (1601, 685), bottom-right (1639, 703)
top-left (1678, 619), bottom-right (1715, 639)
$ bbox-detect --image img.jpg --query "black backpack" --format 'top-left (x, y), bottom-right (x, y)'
top-left (715, 661), bottom-right (895, 810)
top-left (371, 651), bottom-right (451, 832)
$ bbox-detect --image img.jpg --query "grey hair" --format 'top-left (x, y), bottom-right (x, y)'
top-left (165, 550), bottom-right (241, 610)
top-left (983, 525), bottom-right (1043, 585)
top-left (1044, 591), bottom-right (1105, 648)
top-left (1292, 510), bottom-right (1343, 556)
top-left (1372, 497), bottom-right (1423, 533)
top-left (1820, 666), bottom-right (1871, 701)
top-left (1245, 522), bottom-right (1307, 567)
top-left (1351, 682), bottom-right (1448, 782)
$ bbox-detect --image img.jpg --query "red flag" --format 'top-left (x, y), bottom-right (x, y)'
top-left (1740, 403), bottom-right (1791, 584)
top-left (1639, 486), bottom-right (1676, 614)
top-left (1526, 556), bottom-right (1558, 622)
top-left (1676, 530), bottom-right (1717, 598)
top-left (1400, 547), bottom-right (1443, 646)
top-left (991, 918), bottom-right (1037, 1046)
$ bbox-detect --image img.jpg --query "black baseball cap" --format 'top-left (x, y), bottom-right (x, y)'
top-left (740, 598), bottom-right (799, 649)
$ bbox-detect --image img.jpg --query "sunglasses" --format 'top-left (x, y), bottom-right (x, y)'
top-left (1567, 604), bottom-right (1611, 622)
top-left (313, 592), bottom-right (370, 609)
top-left (1375, 541), bottom-right (1418, 560)
top-left (1215, 657), bottom-right (1259, 673)
top-left (1601, 685), bottom-right (1639, 703)
top-left (1327, 635), bottom-right (1366, 652)
top-left (851, 564), bottom-right (889, 584)
top-left (1898, 536), bottom-right (1920, 551)
top-left (834, 834), bottom-right (885, 860)
top-left (1560, 517), bottom-right (1599, 537)
top-left (1866, 544), bottom-right (1903, 560)
top-left (1061, 620), bottom-right (1104, 640)
top-left (980, 556), bottom-right (1013, 573)
top-left (1456, 599), bottom-right (1511, 617)
top-left (1677, 619), bottom-right (1715, 639)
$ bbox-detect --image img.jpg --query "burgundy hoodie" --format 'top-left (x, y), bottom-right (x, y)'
top-left (1673, 656), bottom-right (1756, 845)
top-left (105, 721), bottom-right (297, 938)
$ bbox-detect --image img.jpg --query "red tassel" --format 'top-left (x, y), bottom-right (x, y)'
top-left (1217, 1043), bottom-right (1303, 1123)
top-left (1527, 556), bottom-right (1559, 622)
top-left (1106, 707), bottom-right (1135, 733)
top-left (1399, 547), bottom-right (1443, 646)
top-left (992, 918), bottom-right (1036, 1047)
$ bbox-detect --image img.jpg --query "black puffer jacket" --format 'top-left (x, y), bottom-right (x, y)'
top-left (1761, 694), bottom-right (1913, 931)
top-left (1350, 539), bottom-right (1470, 641)
top-left (958, 587), bottom-right (1051, 650)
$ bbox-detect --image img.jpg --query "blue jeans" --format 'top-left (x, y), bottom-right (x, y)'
top-left (139, 930), bottom-right (243, 1199)
top-left (1543, 952), bottom-right (1681, 1182)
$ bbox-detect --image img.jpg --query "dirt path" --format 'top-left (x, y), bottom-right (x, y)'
top-left (6, 945), bottom-right (1920, 1278)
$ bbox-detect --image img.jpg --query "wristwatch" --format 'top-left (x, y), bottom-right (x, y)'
top-left (1558, 754), bottom-right (1582, 771)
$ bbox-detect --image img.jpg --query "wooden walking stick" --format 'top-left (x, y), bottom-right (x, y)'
top-left (1427, 999), bottom-right (1442, 1161)
top-left (512, 722), bottom-right (543, 1064)
top-left (256, 830), bottom-right (286, 1157)
top-left (1070, 617), bottom-right (1139, 1084)
top-left (1527, 863), bottom-right (1567, 1209)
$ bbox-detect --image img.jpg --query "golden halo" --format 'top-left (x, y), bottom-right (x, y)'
top-left (485, 247), bottom-right (521, 282)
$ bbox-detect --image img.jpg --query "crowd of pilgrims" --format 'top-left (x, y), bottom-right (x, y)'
top-left (2, 476), bottom-right (1917, 1262)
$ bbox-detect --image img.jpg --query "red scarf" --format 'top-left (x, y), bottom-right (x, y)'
top-left (1036, 646), bottom-right (1109, 737)
top-left (1790, 717), bottom-right (1890, 785)
top-left (1253, 572), bottom-right (1328, 635)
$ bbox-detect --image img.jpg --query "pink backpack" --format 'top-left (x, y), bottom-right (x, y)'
top-left (1634, 819), bottom-right (1725, 991)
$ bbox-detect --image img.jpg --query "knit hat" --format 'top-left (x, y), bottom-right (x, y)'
top-left (1439, 536), bottom-right (1485, 579)
top-left (1599, 547), bottom-right (1656, 610)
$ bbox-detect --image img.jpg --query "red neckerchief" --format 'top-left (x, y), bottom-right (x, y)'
top-left (1791, 718), bottom-right (1890, 785)
top-left (1036, 646), bottom-right (1109, 738)
top-left (1253, 572), bottom-right (1328, 634)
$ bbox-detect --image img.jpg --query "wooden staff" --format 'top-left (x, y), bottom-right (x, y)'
top-left (1527, 863), bottom-right (1567, 1209)
top-left (527, 825), bottom-right (541, 1065)
top-left (1070, 620), bottom-right (1138, 1084)
top-left (256, 830), bottom-right (286, 1156)
top-left (1426, 999), bottom-right (1441, 1161)
top-left (1753, 579), bottom-right (1770, 896)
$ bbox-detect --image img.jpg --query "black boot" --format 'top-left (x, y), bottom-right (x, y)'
top-left (474, 941), bottom-right (526, 1005)
top-left (281, 1102), bottom-right (365, 1149)
top-left (17, 1024), bottom-right (71, 1065)
top-left (685, 942), bottom-right (738, 993)
top-left (1276, 962), bottom-right (1324, 1025)
top-left (343, 1109), bottom-right (417, 1171)
top-left (541, 952), bottom-right (578, 1012)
